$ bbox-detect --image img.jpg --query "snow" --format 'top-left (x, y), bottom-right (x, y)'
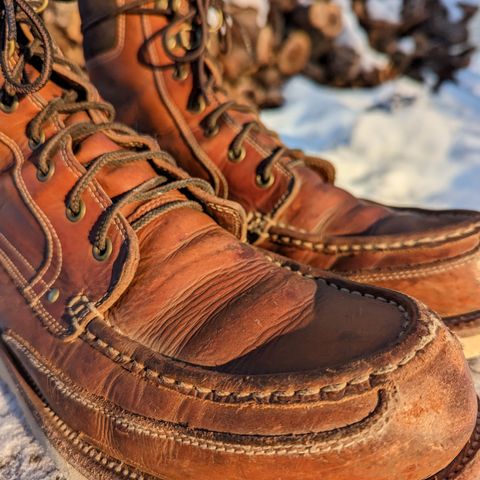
top-left (366, 0), bottom-right (403, 24)
top-left (333, 0), bottom-right (389, 71)
top-left (1, 10), bottom-right (480, 480)
top-left (0, 382), bottom-right (62, 480)
top-left (261, 11), bottom-right (480, 210)
top-left (442, 0), bottom-right (479, 22)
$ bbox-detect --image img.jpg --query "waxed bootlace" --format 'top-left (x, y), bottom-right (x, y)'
top-left (0, 0), bottom-right (213, 261)
top-left (82, 0), bottom-right (336, 193)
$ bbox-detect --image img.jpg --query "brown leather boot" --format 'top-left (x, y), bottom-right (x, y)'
top-left (78, 0), bottom-right (480, 359)
top-left (0, 2), bottom-right (479, 479)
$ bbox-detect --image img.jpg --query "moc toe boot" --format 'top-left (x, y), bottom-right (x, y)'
top-left (78, 0), bottom-right (480, 358)
top-left (0, 2), bottom-right (477, 479)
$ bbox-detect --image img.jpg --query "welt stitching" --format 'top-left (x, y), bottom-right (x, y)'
top-left (267, 224), bottom-right (480, 253)
top-left (342, 246), bottom-right (480, 282)
top-left (264, 254), bottom-right (411, 333)
top-left (206, 202), bottom-right (242, 238)
top-left (4, 332), bottom-right (392, 455)
top-left (78, 308), bottom-right (438, 404)
top-left (1, 234), bottom-right (438, 401)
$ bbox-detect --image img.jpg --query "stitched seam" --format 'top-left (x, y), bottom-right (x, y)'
top-left (267, 224), bottom-right (480, 253)
top-left (1, 129), bottom-right (61, 297)
top-left (0, 233), bottom-right (49, 291)
top-left (85, 0), bottom-right (127, 67)
top-left (264, 254), bottom-right (411, 328)
top-left (341, 246), bottom-right (480, 282)
top-left (0, 218), bottom-right (437, 402)
top-left (3, 331), bottom-right (392, 455)
top-left (79, 306), bottom-right (438, 405)
top-left (1, 246), bottom-right (439, 401)
top-left (144, 15), bottom-right (227, 195)
top-left (206, 202), bottom-right (242, 238)
top-left (0, 254), bottom-right (65, 335)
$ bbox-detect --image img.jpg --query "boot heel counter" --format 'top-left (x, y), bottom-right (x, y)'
top-left (78, 0), bottom-right (118, 61)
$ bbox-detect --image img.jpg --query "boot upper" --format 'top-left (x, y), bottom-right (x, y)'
top-left (79, 0), bottom-right (480, 327)
top-left (0, 2), bottom-right (477, 479)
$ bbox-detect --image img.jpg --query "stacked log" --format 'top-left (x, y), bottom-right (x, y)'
top-left (43, 0), bottom-right (84, 67)
top-left (39, 0), bottom-right (478, 109)
top-left (219, 0), bottom-right (478, 108)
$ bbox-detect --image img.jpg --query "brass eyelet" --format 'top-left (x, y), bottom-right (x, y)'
top-left (178, 26), bottom-right (193, 50)
top-left (189, 96), bottom-right (206, 114)
top-left (170, 0), bottom-right (181, 13)
top-left (155, 0), bottom-right (169, 9)
top-left (46, 288), bottom-right (60, 304)
top-left (207, 7), bottom-right (224, 33)
top-left (92, 238), bottom-right (113, 262)
top-left (66, 199), bottom-right (86, 223)
top-left (35, 0), bottom-right (49, 14)
top-left (0, 95), bottom-right (19, 114)
top-left (172, 65), bottom-right (189, 81)
top-left (204, 123), bottom-right (219, 138)
top-left (29, 130), bottom-right (46, 150)
top-left (256, 173), bottom-right (275, 189)
top-left (166, 35), bottom-right (177, 51)
top-left (36, 158), bottom-right (55, 182)
top-left (228, 146), bottom-right (246, 163)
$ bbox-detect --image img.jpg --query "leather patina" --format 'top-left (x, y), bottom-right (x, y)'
top-left (79, 0), bottom-right (480, 353)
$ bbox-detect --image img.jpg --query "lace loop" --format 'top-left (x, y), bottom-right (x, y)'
top-left (1, 0), bottom-right (213, 261)
top-left (0, 0), bottom-right (53, 95)
top-left (82, 0), bottom-right (335, 197)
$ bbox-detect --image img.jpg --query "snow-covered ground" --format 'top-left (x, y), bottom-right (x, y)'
top-left (262, 13), bottom-right (480, 211)
top-left (2, 12), bottom-right (480, 480)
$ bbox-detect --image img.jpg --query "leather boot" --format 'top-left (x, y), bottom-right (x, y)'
top-left (0, 1), bottom-right (478, 479)
top-left (78, 0), bottom-right (480, 359)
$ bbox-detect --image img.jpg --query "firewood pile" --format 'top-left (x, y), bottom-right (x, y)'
top-left (41, 0), bottom-right (478, 109)
top-left (43, 0), bottom-right (84, 66)
top-left (219, 0), bottom-right (478, 108)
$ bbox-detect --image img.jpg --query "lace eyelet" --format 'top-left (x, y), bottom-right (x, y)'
top-left (178, 26), bottom-right (193, 50)
top-left (155, 0), bottom-right (169, 9)
top-left (46, 288), bottom-right (60, 304)
top-left (172, 65), bottom-right (189, 81)
top-left (92, 238), bottom-right (113, 262)
top-left (207, 7), bottom-right (224, 33)
top-left (166, 35), bottom-right (177, 51)
top-left (189, 96), bottom-right (206, 114)
top-left (36, 158), bottom-right (55, 182)
top-left (66, 199), bottom-right (86, 223)
top-left (204, 124), bottom-right (219, 138)
top-left (29, 130), bottom-right (46, 150)
top-left (170, 0), bottom-right (181, 13)
top-left (35, 0), bottom-right (49, 13)
top-left (256, 173), bottom-right (275, 189)
top-left (228, 146), bottom-right (246, 163)
top-left (0, 94), bottom-right (19, 114)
